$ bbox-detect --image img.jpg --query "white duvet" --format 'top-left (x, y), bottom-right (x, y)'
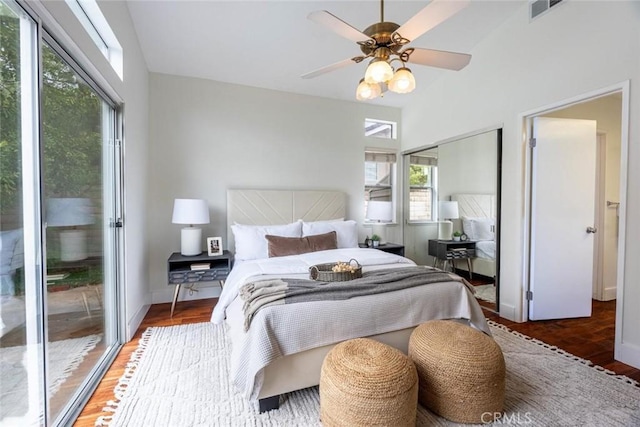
top-left (211, 248), bottom-right (414, 324)
top-left (211, 248), bottom-right (490, 400)
top-left (475, 240), bottom-right (496, 259)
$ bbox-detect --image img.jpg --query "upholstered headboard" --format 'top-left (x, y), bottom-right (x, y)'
top-left (226, 189), bottom-right (346, 252)
top-left (451, 194), bottom-right (496, 219)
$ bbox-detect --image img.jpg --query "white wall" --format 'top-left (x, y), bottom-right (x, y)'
top-left (543, 95), bottom-right (621, 302)
top-left (438, 131), bottom-right (498, 201)
top-left (38, 0), bottom-right (151, 340)
top-left (147, 73), bottom-right (401, 303)
top-left (401, 1), bottom-right (640, 367)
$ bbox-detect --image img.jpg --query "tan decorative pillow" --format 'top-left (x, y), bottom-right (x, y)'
top-left (266, 231), bottom-right (338, 258)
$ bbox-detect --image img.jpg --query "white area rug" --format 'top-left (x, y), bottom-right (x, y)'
top-left (1, 334), bottom-right (102, 423)
top-left (97, 322), bottom-right (640, 427)
top-left (474, 284), bottom-right (496, 303)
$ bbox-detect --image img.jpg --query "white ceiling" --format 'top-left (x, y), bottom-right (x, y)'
top-left (126, 1), bottom-right (525, 108)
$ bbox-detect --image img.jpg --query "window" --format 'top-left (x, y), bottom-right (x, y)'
top-left (65, 0), bottom-right (123, 79)
top-left (365, 118), bottom-right (396, 139)
top-left (409, 154), bottom-right (437, 221)
top-left (364, 150), bottom-right (396, 219)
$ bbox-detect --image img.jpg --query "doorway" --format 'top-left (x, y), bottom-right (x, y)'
top-left (523, 86), bottom-right (628, 364)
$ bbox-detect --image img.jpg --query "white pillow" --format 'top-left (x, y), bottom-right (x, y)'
top-left (474, 217), bottom-right (495, 241)
top-left (461, 217), bottom-right (495, 241)
top-left (302, 220), bottom-right (358, 248)
top-left (231, 221), bottom-right (302, 261)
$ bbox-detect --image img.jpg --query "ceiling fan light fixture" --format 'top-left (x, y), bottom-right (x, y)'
top-left (388, 67), bottom-right (416, 94)
top-left (356, 79), bottom-right (381, 101)
top-left (364, 58), bottom-right (394, 84)
top-left (305, 0), bottom-right (471, 101)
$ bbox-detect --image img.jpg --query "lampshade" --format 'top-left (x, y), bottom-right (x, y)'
top-left (366, 200), bottom-right (393, 222)
top-left (439, 201), bottom-right (459, 220)
top-left (172, 199), bottom-right (210, 225)
top-left (388, 67), bottom-right (416, 94)
top-left (364, 59), bottom-right (394, 84)
top-left (46, 198), bottom-right (94, 261)
top-left (46, 198), bottom-right (94, 227)
top-left (356, 79), bottom-right (382, 101)
top-left (172, 198), bottom-right (209, 256)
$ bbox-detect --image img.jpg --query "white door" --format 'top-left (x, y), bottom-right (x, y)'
top-left (529, 117), bottom-right (597, 320)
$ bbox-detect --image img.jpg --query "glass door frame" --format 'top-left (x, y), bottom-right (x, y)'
top-left (7, 1), bottom-right (126, 425)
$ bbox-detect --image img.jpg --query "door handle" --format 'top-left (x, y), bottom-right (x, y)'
top-left (586, 226), bottom-right (597, 234)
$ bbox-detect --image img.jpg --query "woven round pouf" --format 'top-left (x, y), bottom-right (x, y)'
top-left (320, 338), bottom-right (418, 427)
top-left (408, 320), bottom-right (505, 424)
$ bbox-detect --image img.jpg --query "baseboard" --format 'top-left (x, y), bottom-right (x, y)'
top-left (615, 341), bottom-right (640, 370)
top-left (499, 303), bottom-right (517, 322)
top-left (127, 303), bottom-right (150, 341)
top-left (152, 285), bottom-right (222, 305)
top-left (603, 287), bottom-right (617, 301)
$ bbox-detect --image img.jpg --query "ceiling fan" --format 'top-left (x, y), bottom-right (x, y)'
top-left (302, 0), bottom-right (472, 100)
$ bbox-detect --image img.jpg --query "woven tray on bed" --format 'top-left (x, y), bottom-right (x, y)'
top-left (309, 259), bottom-right (362, 282)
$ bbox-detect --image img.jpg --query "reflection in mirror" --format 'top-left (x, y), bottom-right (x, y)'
top-left (408, 148), bottom-right (438, 221)
top-left (403, 130), bottom-right (500, 313)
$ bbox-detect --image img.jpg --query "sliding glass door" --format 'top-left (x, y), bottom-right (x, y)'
top-left (41, 39), bottom-right (121, 423)
top-left (0, 1), bottom-right (123, 425)
top-left (0, 2), bottom-right (46, 424)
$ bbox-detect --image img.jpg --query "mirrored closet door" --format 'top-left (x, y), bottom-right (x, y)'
top-left (402, 129), bottom-right (502, 312)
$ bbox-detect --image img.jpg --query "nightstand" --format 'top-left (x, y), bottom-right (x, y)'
top-left (167, 251), bottom-right (233, 317)
top-left (359, 242), bottom-right (405, 257)
top-left (428, 240), bottom-right (476, 278)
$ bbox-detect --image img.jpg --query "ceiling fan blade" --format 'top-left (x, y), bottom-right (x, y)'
top-left (405, 47), bottom-right (471, 71)
top-left (394, 0), bottom-right (470, 42)
top-left (301, 57), bottom-right (363, 79)
top-left (308, 10), bottom-right (373, 43)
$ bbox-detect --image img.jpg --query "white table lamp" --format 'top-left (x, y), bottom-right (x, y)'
top-left (438, 201), bottom-right (459, 240)
top-left (366, 200), bottom-right (393, 245)
top-left (46, 198), bottom-right (95, 261)
top-left (172, 198), bottom-right (210, 256)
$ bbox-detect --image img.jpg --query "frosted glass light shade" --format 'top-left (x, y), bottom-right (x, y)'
top-left (356, 79), bottom-right (381, 101)
top-left (364, 59), bottom-right (393, 84)
top-left (388, 67), bottom-right (416, 94)
top-left (172, 199), bottom-right (210, 225)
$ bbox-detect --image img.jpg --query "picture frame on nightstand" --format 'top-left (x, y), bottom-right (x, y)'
top-left (207, 236), bottom-right (223, 256)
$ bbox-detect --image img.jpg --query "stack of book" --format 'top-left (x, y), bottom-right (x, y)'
top-left (190, 263), bottom-right (210, 271)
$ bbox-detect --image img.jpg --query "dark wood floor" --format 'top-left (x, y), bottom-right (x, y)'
top-left (73, 297), bottom-right (640, 426)
top-left (485, 299), bottom-right (640, 382)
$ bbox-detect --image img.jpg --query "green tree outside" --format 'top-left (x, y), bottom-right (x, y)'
top-left (1, 5), bottom-right (102, 217)
top-left (409, 164), bottom-right (428, 187)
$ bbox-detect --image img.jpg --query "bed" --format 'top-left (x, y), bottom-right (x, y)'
top-left (212, 189), bottom-right (490, 412)
top-left (451, 194), bottom-right (497, 279)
